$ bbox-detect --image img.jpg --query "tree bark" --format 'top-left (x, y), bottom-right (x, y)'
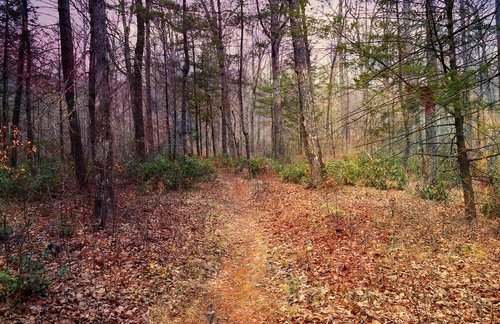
top-left (58, 0), bottom-right (87, 189)
top-left (445, 0), bottom-right (476, 221)
top-left (239, 0), bottom-right (250, 159)
top-left (24, 0), bottom-right (33, 144)
top-left (144, 0), bottom-right (154, 153)
top-left (131, 0), bottom-right (146, 159)
top-left (1, 0), bottom-right (9, 128)
top-left (424, 0), bottom-right (438, 184)
top-left (289, 0), bottom-right (324, 187)
top-left (89, 0), bottom-right (115, 227)
top-left (181, 0), bottom-right (190, 156)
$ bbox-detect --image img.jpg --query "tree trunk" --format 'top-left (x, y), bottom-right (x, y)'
top-left (24, 0), bottom-right (33, 145)
top-left (239, 0), bottom-right (250, 159)
top-left (289, 0), bottom-right (324, 187)
top-left (337, 0), bottom-right (349, 155)
top-left (58, 0), bottom-right (87, 189)
top-left (181, 0), bottom-right (190, 156)
top-left (424, 0), bottom-right (438, 184)
top-left (10, 0), bottom-right (28, 168)
top-left (144, 0), bottom-right (154, 153)
top-left (89, 0), bottom-right (115, 227)
top-left (1, 0), bottom-right (9, 128)
top-left (445, 0), bottom-right (476, 221)
top-left (131, 0), bottom-right (146, 159)
top-left (161, 20), bottom-right (171, 158)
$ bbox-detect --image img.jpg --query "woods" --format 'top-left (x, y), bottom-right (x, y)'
top-left (0, 0), bottom-right (498, 322)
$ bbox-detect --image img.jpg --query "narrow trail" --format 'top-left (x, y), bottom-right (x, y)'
top-left (180, 174), bottom-right (280, 323)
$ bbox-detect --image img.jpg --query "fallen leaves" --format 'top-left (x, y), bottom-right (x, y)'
top-left (0, 180), bottom-right (226, 322)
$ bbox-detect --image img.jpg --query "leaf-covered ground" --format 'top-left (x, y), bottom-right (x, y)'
top-left (253, 173), bottom-right (499, 322)
top-left (0, 180), bottom-right (227, 322)
top-left (1, 172), bottom-right (499, 322)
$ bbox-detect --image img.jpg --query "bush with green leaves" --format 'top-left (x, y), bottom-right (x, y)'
top-left (280, 163), bottom-right (309, 184)
top-left (0, 254), bottom-right (50, 300)
top-left (136, 155), bottom-right (216, 190)
top-left (324, 155), bottom-right (407, 190)
top-left (0, 160), bottom-right (63, 200)
top-left (481, 169), bottom-right (499, 218)
top-left (419, 182), bottom-right (449, 201)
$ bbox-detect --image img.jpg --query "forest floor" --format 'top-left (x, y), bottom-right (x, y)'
top-left (1, 171), bottom-right (499, 323)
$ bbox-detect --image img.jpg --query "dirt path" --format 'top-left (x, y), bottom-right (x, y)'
top-left (179, 174), bottom-right (280, 323)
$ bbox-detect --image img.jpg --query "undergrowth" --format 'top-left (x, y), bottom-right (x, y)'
top-left (129, 155), bottom-right (217, 190)
top-left (0, 160), bottom-right (64, 200)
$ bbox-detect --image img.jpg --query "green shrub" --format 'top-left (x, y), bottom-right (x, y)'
top-left (0, 160), bottom-right (63, 200)
top-left (481, 169), bottom-right (499, 218)
top-left (264, 158), bottom-right (284, 174)
top-left (280, 163), bottom-right (309, 184)
top-left (324, 155), bottom-right (407, 190)
top-left (419, 182), bottom-right (448, 201)
top-left (481, 196), bottom-right (500, 218)
top-left (0, 254), bottom-right (50, 299)
top-left (137, 155), bottom-right (216, 190)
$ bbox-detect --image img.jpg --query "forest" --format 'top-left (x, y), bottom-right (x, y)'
top-left (0, 0), bottom-right (499, 322)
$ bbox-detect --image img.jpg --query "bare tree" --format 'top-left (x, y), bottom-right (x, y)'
top-left (58, 0), bottom-right (87, 188)
top-left (89, 0), bottom-right (115, 227)
top-left (131, 0), bottom-right (146, 159)
top-left (145, 0), bottom-right (155, 153)
top-left (288, 0), bottom-right (324, 187)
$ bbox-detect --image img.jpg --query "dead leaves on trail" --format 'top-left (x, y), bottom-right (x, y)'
top-left (1, 172), bottom-right (498, 323)
top-left (253, 176), bottom-right (499, 323)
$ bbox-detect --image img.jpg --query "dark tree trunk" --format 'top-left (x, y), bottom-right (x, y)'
top-left (1, 0), bottom-right (9, 128)
top-left (445, 0), bottom-right (476, 221)
top-left (289, 0), bottom-right (324, 187)
top-left (131, 0), bottom-right (146, 159)
top-left (89, 0), bottom-right (115, 228)
top-left (144, 0), bottom-right (154, 153)
top-left (58, 0), bottom-right (87, 189)
top-left (10, 0), bottom-right (28, 168)
top-left (88, 3), bottom-right (97, 161)
top-left (181, 0), bottom-right (190, 156)
top-left (24, 0), bottom-right (33, 145)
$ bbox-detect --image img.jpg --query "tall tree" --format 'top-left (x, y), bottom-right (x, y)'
top-left (24, 0), bottom-right (33, 144)
top-left (239, 0), bottom-right (250, 159)
top-left (144, 0), bottom-right (154, 153)
top-left (1, 0), bottom-right (9, 127)
top-left (445, 0), bottom-right (476, 221)
top-left (58, 0), bottom-right (87, 189)
top-left (10, 0), bottom-right (27, 167)
top-left (288, 0), bottom-right (324, 187)
top-left (89, 0), bottom-right (115, 227)
top-left (131, 0), bottom-right (146, 159)
top-left (181, 0), bottom-right (190, 156)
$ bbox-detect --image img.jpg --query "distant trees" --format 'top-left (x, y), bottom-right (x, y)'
top-left (0, 0), bottom-right (497, 219)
